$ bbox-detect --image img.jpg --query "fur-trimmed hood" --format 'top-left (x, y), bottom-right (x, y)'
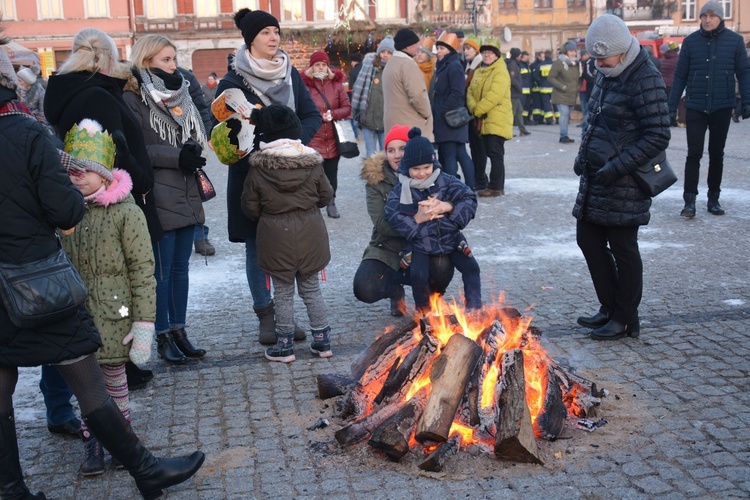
top-left (301, 68), bottom-right (346, 86)
top-left (249, 139), bottom-right (322, 170)
top-left (91, 168), bottom-right (133, 207)
top-left (360, 152), bottom-right (392, 186)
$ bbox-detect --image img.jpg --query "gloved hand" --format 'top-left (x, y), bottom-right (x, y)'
top-left (112, 130), bottom-right (130, 161)
top-left (592, 165), bottom-right (617, 185)
top-left (743, 107), bottom-right (750, 120)
top-left (573, 155), bottom-right (584, 176)
top-left (179, 142), bottom-right (206, 174)
top-left (670, 111), bottom-right (678, 127)
top-left (123, 321), bottom-right (154, 365)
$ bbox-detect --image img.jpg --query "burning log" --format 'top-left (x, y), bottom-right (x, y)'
top-left (415, 334), bottom-right (483, 443)
top-left (418, 434), bottom-right (462, 472)
top-left (549, 359), bottom-right (603, 417)
top-left (316, 374), bottom-right (357, 400)
top-left (351, 319), bottom-right (419, 381)
top-left (367, 390), bottom-right (428, 461)
top-left (534, 365), bottom-right (568, 440)
top-left (494, 349), bottom-right (543, 465)
top-left (374, 333), bottom-right (436, 406)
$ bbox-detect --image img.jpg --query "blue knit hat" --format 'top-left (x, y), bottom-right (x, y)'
top-left (399, 127), bottom-right (436, 175)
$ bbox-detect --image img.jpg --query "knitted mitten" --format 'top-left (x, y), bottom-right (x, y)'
top-left (123, 321), bottom-right (154, 365)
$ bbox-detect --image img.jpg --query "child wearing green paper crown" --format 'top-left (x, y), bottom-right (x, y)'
top-left (59, 119), bottom-right (156, 475)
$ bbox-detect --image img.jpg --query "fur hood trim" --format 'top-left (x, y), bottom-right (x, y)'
top-left (92, 169), bottom-right (133, 207)
top-left (302, 68), bottom-right (346, 86)
top-left (248, 147), bottom-right (323, 171)
top-left (360, 152), bottom-right (390, 186)
top-left (123, 71), bottom-right (141, 95)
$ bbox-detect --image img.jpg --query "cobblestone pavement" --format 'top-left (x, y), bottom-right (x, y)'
top-left (12, 120), bottom-right (750, 499)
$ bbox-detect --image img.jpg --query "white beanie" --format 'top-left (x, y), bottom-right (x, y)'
top-left (16, 67), bottom-right (36, 85)
top-left (700, 1), bottom-right (724, 20)
top-left (0, 47), bottom-right (18, 91)
top-left (586, 14), bottom-right (633, 58)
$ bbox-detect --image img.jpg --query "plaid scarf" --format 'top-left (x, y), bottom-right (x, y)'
top-left (350, 53), bottom-right (376, 121)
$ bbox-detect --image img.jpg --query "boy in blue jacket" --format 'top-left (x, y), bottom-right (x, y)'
top-left (384, 127), bottom-right (481, 314)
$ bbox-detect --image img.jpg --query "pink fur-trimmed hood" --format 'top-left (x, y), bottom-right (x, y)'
top-left (92, 169), bottom-right (133, 207)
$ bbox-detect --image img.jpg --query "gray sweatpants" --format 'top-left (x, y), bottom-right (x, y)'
top-left (272, 272), bottom-right (328, 335)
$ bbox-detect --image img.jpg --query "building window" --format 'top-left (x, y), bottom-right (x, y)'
top-left (86, 0), bottom-right (108, 17)
top-left (682, 0), bottom-right (695, 20)
top-left (1, 0), bottom-right (15, 19)
top-left (566, 0), bottom-right (584, 7)
top-left (534, 0), bottom-right (551, 7)
top-left (377, 0), bottom-right (399, 18)
top-left (145, 0), bottom-right (175, 19)
top-left (234, 0), bottom-right (259, 9)
top-left (39, 0), bottom-right (63, 18)
top-left (281, 0), bottom-right (304, 21)
top-left (499, 0), bottom-right (516, 8)
top-left (315, 0), bottom-right (336, 20)
top-left (196, 0), bottom-right (219, 16)
top-left (716, 0), bottom-right (730, 18)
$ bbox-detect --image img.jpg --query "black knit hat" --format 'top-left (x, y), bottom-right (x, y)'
top-left (251, 104), bottom-right (302, 143)
top-left (394, 28), bottom-right (420, 51)
top-left (234, 8), bottom-right (281, 48)
top-left (510, 48), bottom-right (521, 59)
top-left (399, 127), bottom-right (436, 175)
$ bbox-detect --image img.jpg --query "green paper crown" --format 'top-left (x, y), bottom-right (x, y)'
top-left (64, 120), bottom-right (116, 171)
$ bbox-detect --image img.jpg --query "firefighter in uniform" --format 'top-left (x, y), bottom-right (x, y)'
top-left (519, 51), bottom-right (533, 126)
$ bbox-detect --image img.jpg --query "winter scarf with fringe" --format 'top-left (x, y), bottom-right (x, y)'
top-left (233, 46), bottom-right (295, 109)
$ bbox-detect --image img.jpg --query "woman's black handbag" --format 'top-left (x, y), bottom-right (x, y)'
top-left (0, 246), bottom-right (88, 328)
top-left (444, 107), bottom-right (473, 128)
top-left (631, 151), bottom-right (677, 197)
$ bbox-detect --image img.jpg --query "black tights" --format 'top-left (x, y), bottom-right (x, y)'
top-left (0, 354), bottom-right (109, 415)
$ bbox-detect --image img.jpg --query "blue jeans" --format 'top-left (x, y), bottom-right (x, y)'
top-left (437, 141), bottom-right (476, 189)
top-left (410, 250), bottom-right (482, 310)
top-left (245, 236), bottom-right (272, 308)
top-left (350, 119), bottom-right (359, 139)
top-left (39, 365), bottom-right (76, 426)
top-left (362, 128), bottom-right (384, 158)
top-left (153, 226), bottom-right (194, 333)
top-left (558, 104), bottom-right (571, 138)
top-left (193, 224), bottom-right (209, 241)
top-left (579, 92), bottom-right (589, 124)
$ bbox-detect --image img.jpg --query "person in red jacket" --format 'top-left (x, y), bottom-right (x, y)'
top-left (302, 50), bottom-right (351, 218)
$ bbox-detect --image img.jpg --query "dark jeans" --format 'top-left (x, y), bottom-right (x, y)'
top-left (410, 250), bottom-right (481, 311)
top-left (483, 134), bottom-right (506, 191)
top-left (322, 157), bottom-right (340, 195)
top-left (193, 224), bottom-right (209, 241)
top-left (684, 107), bottom-right (733, 195)
top-left (468, 121), bottom-right (487, 190)
top-left (576, 219), bottom-right (642, 325)
top-left (39, 365), bottom-right (75, 426)
top-left (437, 141), bottom-right (476, 189)
top-left (153, 225), bottom-right (194, 334)
top-left (353, 257), bottom-right (454, 304)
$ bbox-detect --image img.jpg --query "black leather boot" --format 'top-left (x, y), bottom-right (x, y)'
top-left (170, 328), bottom-right (206, 358)
top-left (0, 411), bottom-right (47, 499)
top-left (83, 398), bottom-right (204, 500)
top-left (78, 429), bottom-right (104, 476)
top-left (156, 332), bottom-right (186, 365)
top-left (590, 319), bottom-right (640, 341)
top-left (576, 311), bottom-right (610, 329)
top-left (125, 362), bottom-right (153, 391)
top-left (680, 192), bottom-right (696, 218)
top-left (707, 190), bottom-right (725, 215)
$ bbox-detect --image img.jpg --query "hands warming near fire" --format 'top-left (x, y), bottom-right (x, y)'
top-left (415, 195), bottom-right (453, 224)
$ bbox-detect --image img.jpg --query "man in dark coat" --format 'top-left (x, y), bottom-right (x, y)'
top-left (507, 48), bottom-right (530, 136)
top-left (668, 1), bottom-right (750, 217)
top-left (573, 14), bottom-right (670, 341)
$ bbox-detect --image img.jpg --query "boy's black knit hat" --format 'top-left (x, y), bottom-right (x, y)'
top-left (399, 127), bottom-right (435, 175)
top-left (251, 104), bottom-right (302, 143)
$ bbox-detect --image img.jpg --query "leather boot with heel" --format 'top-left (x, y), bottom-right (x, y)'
top-left (576, 311), bottom-right (610, 329)
top-left (170, 328), bottom-right (206, 358)
top-left (707, 190), bottom-right (725, 215)
top-left (590, 319), bottom-right (640, 341)
top-left (83, 398), bottom-right (205, 500)
top-left (680, 192), bottom-right (696, 218)
top-left (0, 411), bottom-right (47, 499)
top-left (156, 332), bottom-right (186, 364)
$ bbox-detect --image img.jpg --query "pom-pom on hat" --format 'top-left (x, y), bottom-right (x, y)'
top-left (700, 1), bottom-right (724, 20)
top-left (251, 104), bottom-right (303, 143)
top-left (16, 67), bottom-right (36, 85)
top-left (586, 14), bottom-right (633, 58)
top-left (394, 28), bottom-right (420, 51)
top-left (398, 127), bottom-right (436, 175)
top-left (234, 8), bottom-right (280, 48)
top-left (63, 119), bottom-right (115, 183)
top-left (309, 50), bottom-right (330, 67)
top-left (377, 36), bottom-right (395, 56)
top-left (384, 124), bottom-right (410, 149)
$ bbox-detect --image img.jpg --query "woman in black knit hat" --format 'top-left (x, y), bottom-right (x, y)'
top-left (213, 9), bottom-right (322, 346)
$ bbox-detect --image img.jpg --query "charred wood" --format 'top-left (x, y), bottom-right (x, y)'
top-left (367, 390), bottom-right (428, 461)
top-left (317, 374), bottom-right (356, 400)
top-left (418, 434), bottom-right (462, 472)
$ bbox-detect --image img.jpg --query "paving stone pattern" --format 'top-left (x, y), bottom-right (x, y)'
top-left (12, 121), bottom-right (750, 498)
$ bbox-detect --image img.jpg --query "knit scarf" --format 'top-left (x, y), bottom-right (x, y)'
top-left (139, 68), bottom-right (207, 149)
top-left (233, 46), bottom-right (295, 109)
top-left (557, 54), bottom-right (577, 70)
top-left (417, 59), bottom-right (435, 91)
top-left (350, 53), bottom-right (376, 119)
top-left (398, 168), bottom-right (441, 207)
top-left (596, 37), bottom-right (641, 79)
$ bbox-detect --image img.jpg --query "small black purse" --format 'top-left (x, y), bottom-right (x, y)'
top-left (444, 107), bottom-right (473, 128)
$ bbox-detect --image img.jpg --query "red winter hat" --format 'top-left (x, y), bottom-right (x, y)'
top-left (384, 124), bottom-right (410, 149)
top-left (309, 50), bottom-right (330, 67)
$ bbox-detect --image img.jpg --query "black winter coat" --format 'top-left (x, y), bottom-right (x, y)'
top-left (0, 88), bottom-right (101, 366)
top-left (213, 67), bottom-right (322, 242)
top-left (44, 71), bottom-right (163, 241)
top-left (572, 49), bottom-right (671, 227)
top-left (431, 51), bottom-right (469, 144)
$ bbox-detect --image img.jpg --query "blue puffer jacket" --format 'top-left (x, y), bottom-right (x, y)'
top-left (384, 170), bottom-right (477, 255)
top-left (431, 50), bottom-right (469, 144)
top-left (668, 22), bottom-right (750, 114)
